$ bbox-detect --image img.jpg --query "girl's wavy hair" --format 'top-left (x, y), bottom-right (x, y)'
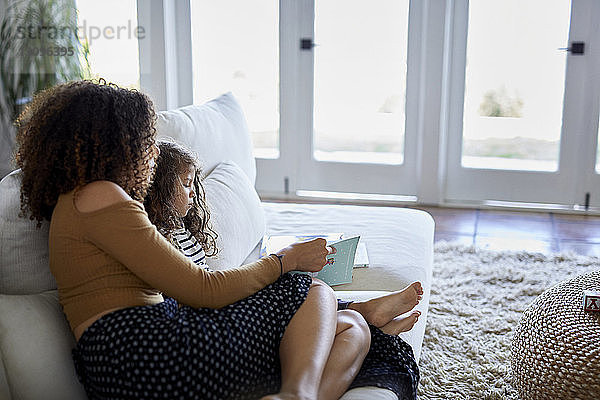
top-left (15, 79), bottom-right (157, 225)
top-left (144, 140), bottom-right (219, 257)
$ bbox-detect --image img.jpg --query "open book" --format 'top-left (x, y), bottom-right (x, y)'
top-left (260, 234), bottom-right (361, 286)
top-left (354, 242), bottom-right (370, 268)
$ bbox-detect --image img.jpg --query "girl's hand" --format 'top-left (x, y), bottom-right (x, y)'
top-left (277, 238), bottom-right (337, 273)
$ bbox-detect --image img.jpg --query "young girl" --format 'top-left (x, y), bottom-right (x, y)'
top-left (144, 139), bottom-right (218, 270)
top-left (145, 139), bottom-right (423, 397)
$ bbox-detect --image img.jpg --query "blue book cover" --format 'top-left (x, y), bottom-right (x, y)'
top-left (260, 234), bottom-right (360, 286)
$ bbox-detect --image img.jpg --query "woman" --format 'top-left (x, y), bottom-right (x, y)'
top-left (16, 80), bottom-right (373, 400)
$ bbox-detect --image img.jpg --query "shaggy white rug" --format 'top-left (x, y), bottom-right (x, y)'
top-left (417, 243), bottom-right (600, 400)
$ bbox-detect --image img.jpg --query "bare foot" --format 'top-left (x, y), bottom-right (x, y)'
top-left (380, 310), bottom-right (421, 335)
top-left (350, 282), bottom-right (423, 327)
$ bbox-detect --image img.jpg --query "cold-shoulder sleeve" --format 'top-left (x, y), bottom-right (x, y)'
top-left (79, 201), bottom-right (281, 309)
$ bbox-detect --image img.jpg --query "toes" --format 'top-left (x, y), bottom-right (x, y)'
top-left (409, 281), bottom-right (424, 295)
top-left (381, 311), bottom-right (421, 335)
top-left (409, 310), bottom-right (421, 323)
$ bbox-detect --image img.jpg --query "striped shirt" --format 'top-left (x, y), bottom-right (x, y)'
top-left (172, 228), bottom-right (210, 270)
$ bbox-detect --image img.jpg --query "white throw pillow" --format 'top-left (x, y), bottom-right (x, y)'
top-left (203, 161), bottom-right (265, 270)
top-left (0, 291), bottom-right (87, 400)
top-left (156, 92), bottom-right (256, 184)
top-left (0, 169), bottom-right (56, 294)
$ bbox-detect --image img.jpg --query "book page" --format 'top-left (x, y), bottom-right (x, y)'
top-left (354, 242), bottom-right (369, 268)
top-left (260, 233), bottom-right (344, 257)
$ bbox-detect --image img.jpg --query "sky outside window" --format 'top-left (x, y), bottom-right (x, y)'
top-left (461, 0), bottom-right (571, 171)
top-left (313, 0), bottom-right (409, 165)
top-left (190, 0), bottom-right (279, 159)
top-left (75, 0), bottom-right (140, 88)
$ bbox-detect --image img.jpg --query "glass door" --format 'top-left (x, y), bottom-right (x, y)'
top-left (190, 0), bottom-right (279, 159)
top-left (294, 0), bottom-right (420, 198)
top-left (445, 0), bottom-right (598, 207)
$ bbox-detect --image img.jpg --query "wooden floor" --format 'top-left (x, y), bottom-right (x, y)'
top-left (414, 207), bottom-right (600, 256)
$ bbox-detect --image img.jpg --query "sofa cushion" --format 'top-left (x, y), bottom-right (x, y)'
top-left (204, 161), bottom-right (265, 270)
top-left (0, 291), bottom-right (87, 400)
top-left (0, 170), bottom-right (56, 294)
top-left (156, 92), bottom-right (256, 184)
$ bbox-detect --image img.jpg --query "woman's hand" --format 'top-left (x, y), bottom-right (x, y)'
top-left (277, 238), bottom-right (337, 273)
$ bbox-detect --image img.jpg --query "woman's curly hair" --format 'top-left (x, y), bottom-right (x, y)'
top-left (15, 80), bottom-right (157, 225)
top-left (144, 140), bottom-right (219, 257)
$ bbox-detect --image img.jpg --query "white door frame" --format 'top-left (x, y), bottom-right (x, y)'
top-left (137, 0), bottom-right (193, 111)
top-left (579, 0), bottom-right (600, 208)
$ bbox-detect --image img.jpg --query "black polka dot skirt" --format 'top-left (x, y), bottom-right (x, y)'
top-left (348, 324), bottom-right (420, 400)
top-left (73, 273), bottom-right (419, 400)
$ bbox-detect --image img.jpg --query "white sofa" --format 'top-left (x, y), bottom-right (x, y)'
top-left (0, 93), bottom-right (433, 400)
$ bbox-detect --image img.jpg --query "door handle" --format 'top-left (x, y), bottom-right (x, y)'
top-left (300, 38), bottom-right (318, 50)
top-left (558, 41), bottom-right (585, 55)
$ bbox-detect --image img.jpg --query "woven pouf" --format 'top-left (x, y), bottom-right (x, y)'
top-left (511, 270), bottom-right (600, 399)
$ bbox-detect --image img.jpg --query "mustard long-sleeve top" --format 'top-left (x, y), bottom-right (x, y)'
top-left (49, 190), bottom-right (281, 332)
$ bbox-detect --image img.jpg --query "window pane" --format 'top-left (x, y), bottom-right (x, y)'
top-left (313, 0), bottom-right (409, 165)
top-left (462, 0), bottom-right (571, 171)
top-left (191, 1), bottom-right (279, 159)
top-left (76, 0), bottom-right (140, 88)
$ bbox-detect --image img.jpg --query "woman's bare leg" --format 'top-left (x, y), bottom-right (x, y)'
top-left (261, 279), bottom-right (338, 400)
top-left (317, 309), bottom-right (371, 400)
